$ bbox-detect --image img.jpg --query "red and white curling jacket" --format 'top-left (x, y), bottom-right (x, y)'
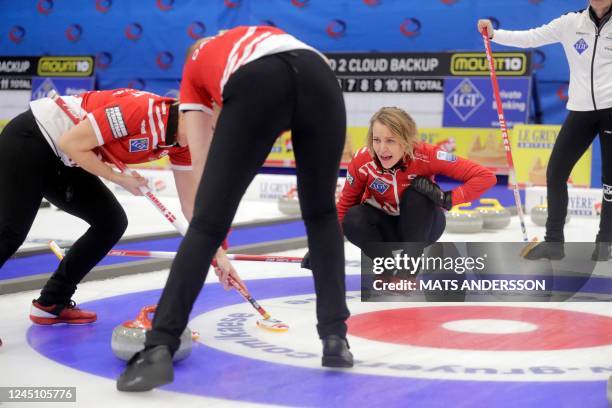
top-left (336, 143), bottom-right (497, 222)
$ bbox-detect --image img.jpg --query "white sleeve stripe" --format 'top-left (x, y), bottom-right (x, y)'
top-left (148, 98), bottom-right (159, 147)
top-left (155, 105), bottom-right (165, 143)
top-left (170, 164), bottom-right (193, 171)
top-left (230, 32), bottom-right (273, 79)
top-left (221, 26), bottom-right (258, 92)
top-left (179, 103), bottom-right (213, 114)
top-left (87, 112), bottom-right (105, 146)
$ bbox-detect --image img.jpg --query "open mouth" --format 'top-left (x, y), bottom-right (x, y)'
top-left (380, 155), bottom-right (393, 162)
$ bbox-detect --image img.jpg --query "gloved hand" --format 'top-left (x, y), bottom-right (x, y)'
top-left (301, 251), bottom-right (311, 270)
top-left (410, 176), bottom-right (453, 211)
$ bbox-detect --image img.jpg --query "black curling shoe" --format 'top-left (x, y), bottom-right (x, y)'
top-left (116, 345), bottom-right (174, 392)
top-left (322, 335), bottom-right (353, 368)
top-left (524, 241), bottom-right (565, 260)
top-left (592, 242), bottom-right (611, 262)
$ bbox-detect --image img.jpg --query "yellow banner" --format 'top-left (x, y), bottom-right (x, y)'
top-left (512, 124), bottom-right (591, 187)
top-left (128, 125), bottom-right (592, 187)
top-left (417, 128), bottom-right (509, 173)
top-left (265, 127), bottom-right (509, 173)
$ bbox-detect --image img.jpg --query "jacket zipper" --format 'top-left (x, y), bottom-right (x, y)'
top-left (591, 27), bottom-right (599, 110)
top-left (391, 171), bottom-right (399, 212)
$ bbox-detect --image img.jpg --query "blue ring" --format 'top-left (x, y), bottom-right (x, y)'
top-left (27, 275), bottom-right (606, 406)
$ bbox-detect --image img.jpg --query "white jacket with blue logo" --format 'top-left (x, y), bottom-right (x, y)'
top-left (493, 8), bottom-right (612, 111)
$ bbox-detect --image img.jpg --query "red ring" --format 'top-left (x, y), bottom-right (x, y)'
top-left (348, 306), bottom-right (612, 350)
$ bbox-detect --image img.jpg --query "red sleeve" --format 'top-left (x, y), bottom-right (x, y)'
top-left (168, 146), bottom-right (192, 170)
top-left (86, 98), bottom-right (147, 146)
top-left (337, 155), bottom-right (367, 223)
top-left (426, 146), bottom-right (497, 206)
top-left (179, 57), bottom-right (213, 114)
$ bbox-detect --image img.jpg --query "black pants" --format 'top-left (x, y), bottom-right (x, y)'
top-left (342, 188), bottom-right (446, 259)
top-left (146, 50), bottom-right (350, 353)
top-left (0, 110), bottom-right (127, 303)
top-left (546, 109), bottom-right (612, 242)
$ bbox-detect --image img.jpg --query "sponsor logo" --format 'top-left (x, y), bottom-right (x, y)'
top-left (124, 23), bottom-right (143, 41)
top-left (445, 78), bottom-right (485, 121)
top-left (574, 38), bottom-right (588, 55)
top-left (127, 78), bottom-right (146, 90)
top-left (37, 0), bottom-right (54, 15)
top-left (96, 52), bottom-right (112, 69)
top-left (224, 0), bottom-right (241, 8)
top-left (95, 0), bottom-right (112, 13)
top-left (363, 0), bottom-right (381, 5)
top-left (400, 18), bottom-right (422, 37)
top-left (451, 52), bottom-right (527, 76)
top-left (436, 150), bottom-right (457, 162)
top-left (105, 106), bottom-right (128, 139)
top-left (326, 19), bottom-right (347, 38)
top-left (37, 56), bottom-right (93, 77)
top-left (31, 77), bottom-right (57, 100)
top-left (604, 184), bottom-right (612, 202)
top-left (9, 26), bottom-right (26, 44)
top-left (129, 137), bottom-right (149, 152)
top-left (65, 24), bottom-right (83, 42)
top-left (156, 51), bottom-right (174, 70)
top-left (156, 0), bottom-right (174, 11)
top-left (370, 178), bottom-right (390, 194)
top-left (187, 21), bottom-right (206, 39)
top-left (346, 172), bottom-right (355, 185)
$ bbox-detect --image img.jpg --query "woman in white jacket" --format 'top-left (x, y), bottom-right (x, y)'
top-left (478, 0), bottom-right (612, 261)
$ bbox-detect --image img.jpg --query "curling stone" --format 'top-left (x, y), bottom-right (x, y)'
top-left (278, 187), bottom-right (301, 216)
top-left (445, 202), bottom-right (484, 233)
top-left (475, 198), bottom-right (511, 229)
top-left (111, 305), bottom-right (193, 361)
top-left (530, 204), bottom-right (570, 227)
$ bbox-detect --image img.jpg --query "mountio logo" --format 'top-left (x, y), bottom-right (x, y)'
top-left (446, 78), bottom-right (485, 121)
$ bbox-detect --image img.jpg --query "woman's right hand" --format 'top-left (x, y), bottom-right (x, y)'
top-left (477, 19), bottom-right (494, 38)
top-left (112, 171), bottom-right (148, 196)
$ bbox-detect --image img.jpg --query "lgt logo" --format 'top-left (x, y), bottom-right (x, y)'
top-left (446, 79), bottom-right (485, 121)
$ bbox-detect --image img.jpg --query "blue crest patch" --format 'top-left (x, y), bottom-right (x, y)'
top-left (369, 178), bottom-right (390, 194)
top-left (129, 137), bottom-right (149, 152)
top-left (574, 38), bottom-right (588, 55)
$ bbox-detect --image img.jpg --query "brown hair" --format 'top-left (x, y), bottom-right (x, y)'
top-left (366, 107), bottom-right (418, 160)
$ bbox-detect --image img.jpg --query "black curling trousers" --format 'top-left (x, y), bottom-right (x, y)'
top-left (342, 188), bottom-right (446, 260)
top-left (146, 50), bottom-right (350, 353)
top-left (0, 110), bottom-right (127, 302)
top-left (545, 109), bottom-right (612, 242)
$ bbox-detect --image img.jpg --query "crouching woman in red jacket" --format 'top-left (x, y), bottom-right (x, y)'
top-left (336, 107), bottom-right (497, 264)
